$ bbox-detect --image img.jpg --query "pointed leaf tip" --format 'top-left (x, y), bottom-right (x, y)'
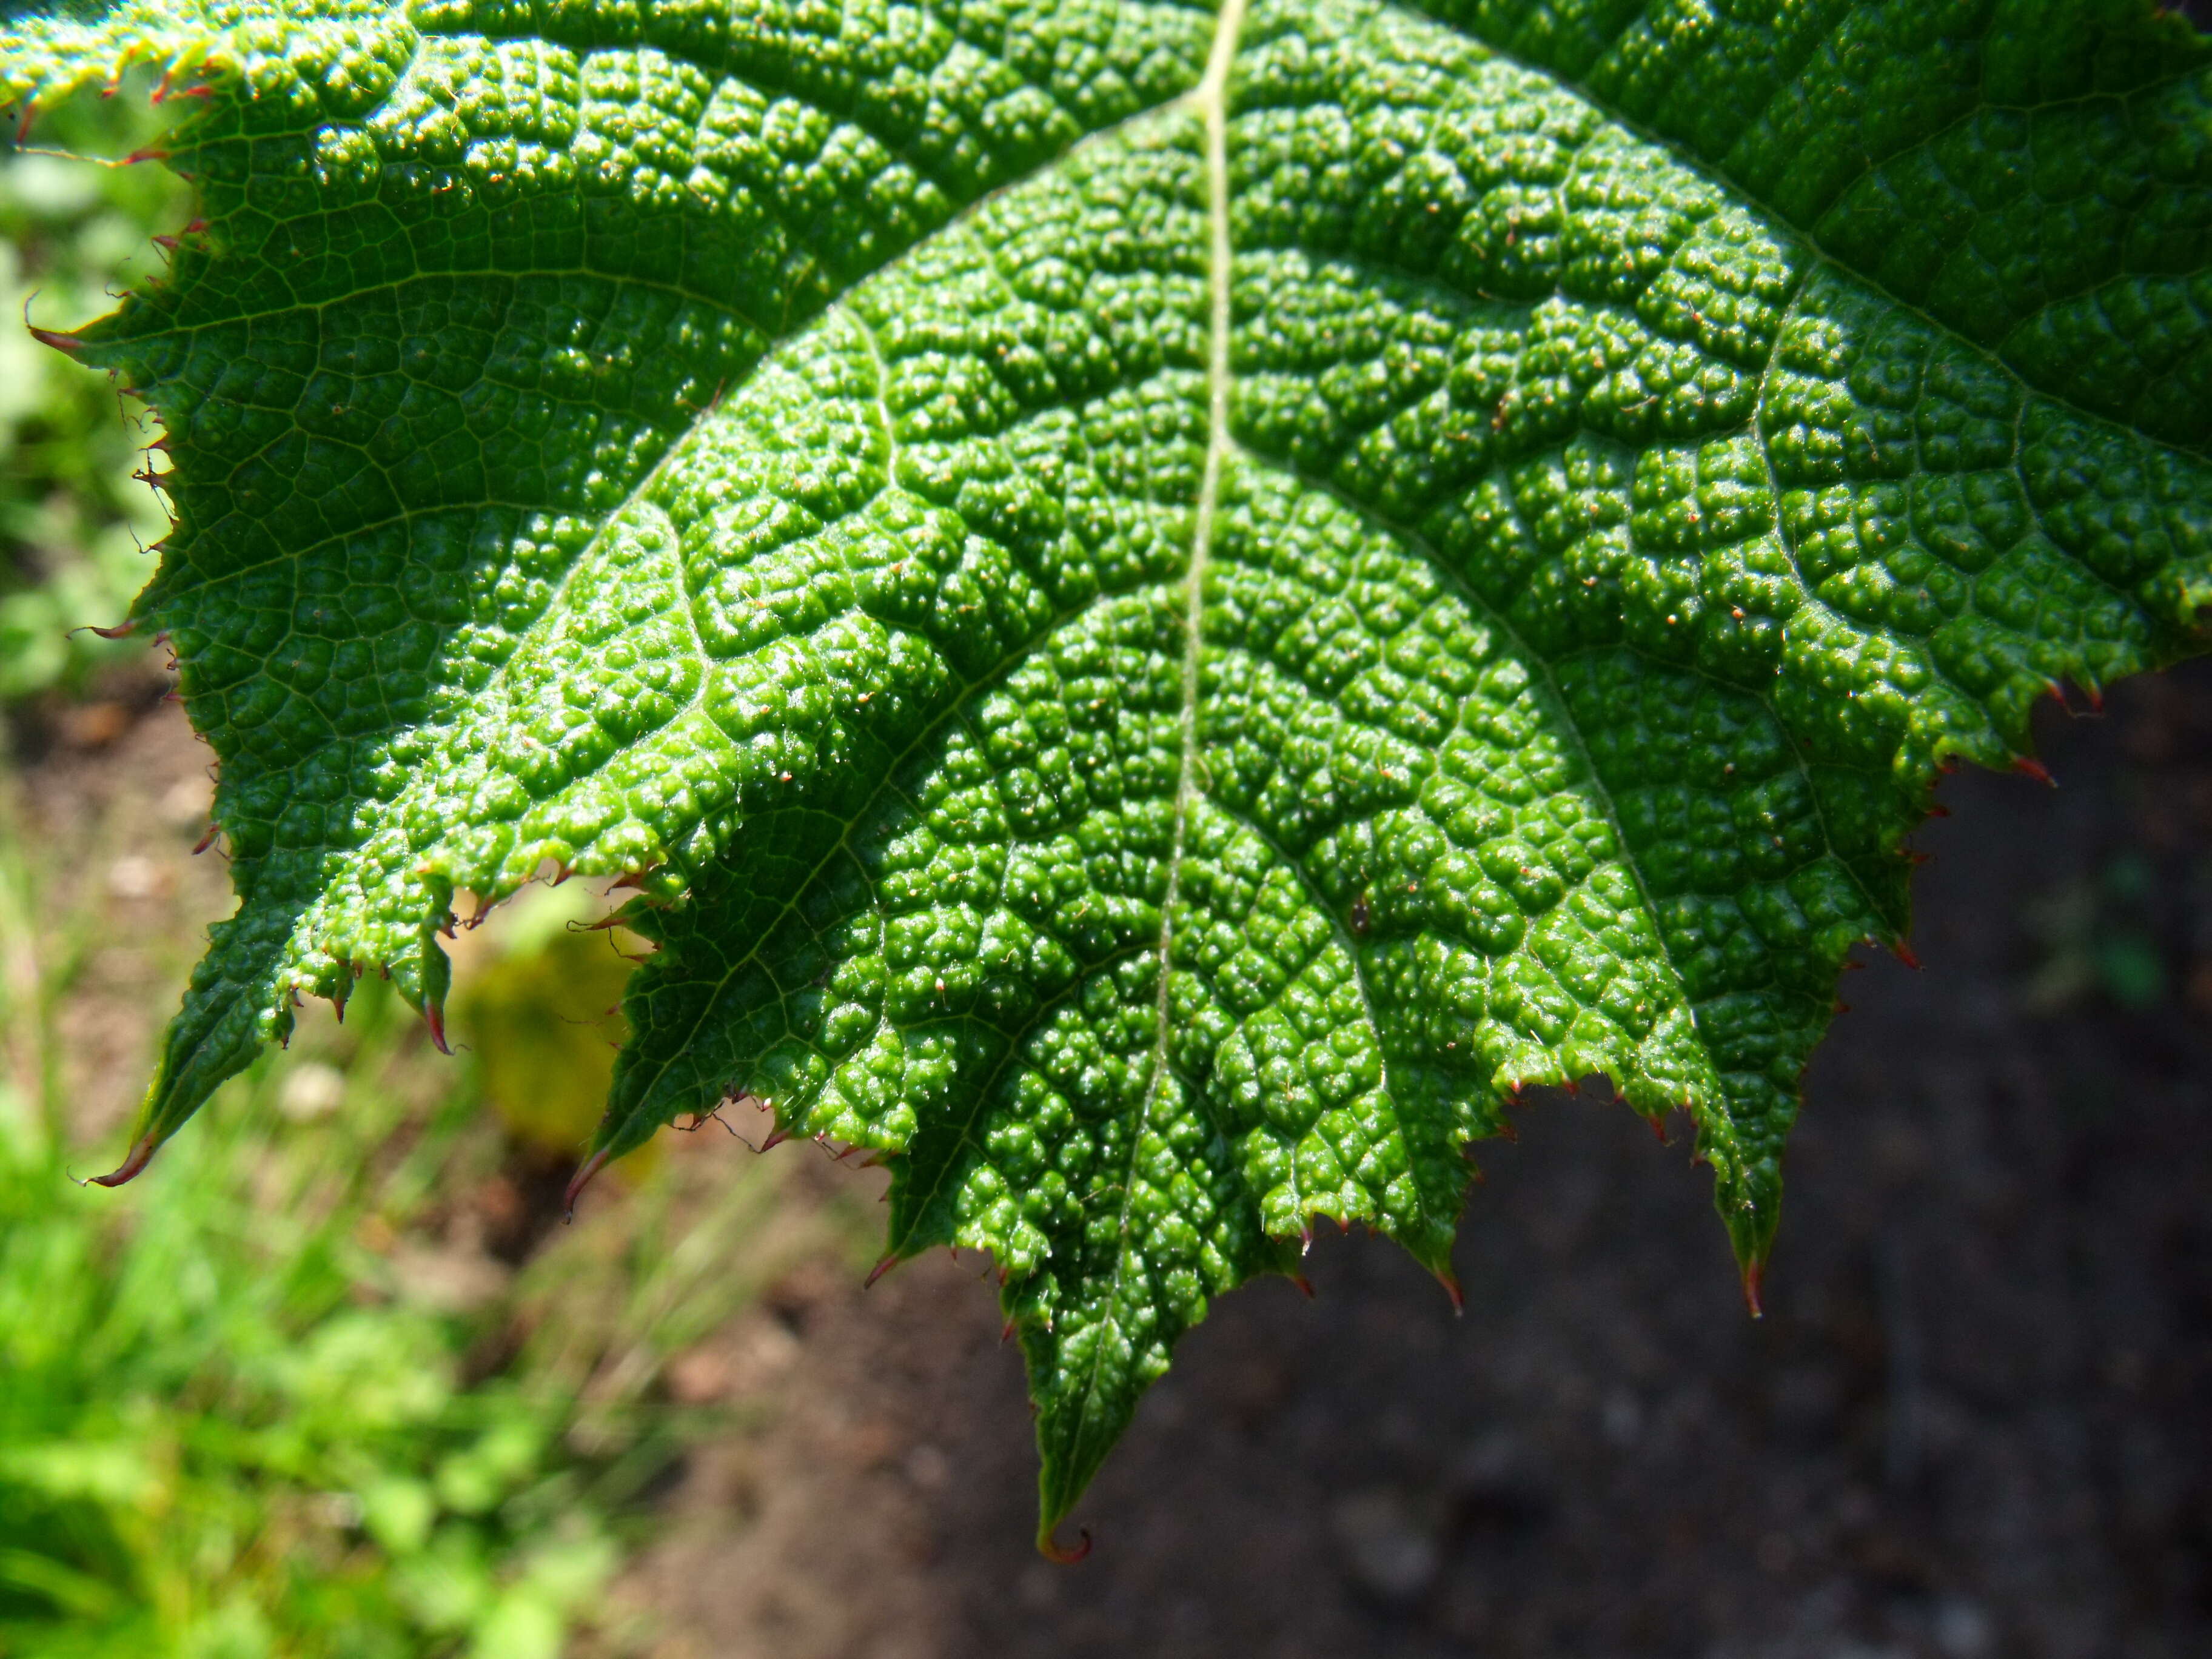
top-left (863, 1251), bottom-right (902, 1289)
top-left (88, 1133), bottom-right (158, 1188)
top-left (1741, 1259), bottom-right (1765, 1320)
top-left (27, 325), bottom-right (80, 353)
top-left (422, 1000), bottom-right (451, 1054)
top-left (1434, 1268), bottom-right (1464, 1315)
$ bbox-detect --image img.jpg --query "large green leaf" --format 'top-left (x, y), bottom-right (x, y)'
top-left (8, 0), bottom-right (2208, 1544)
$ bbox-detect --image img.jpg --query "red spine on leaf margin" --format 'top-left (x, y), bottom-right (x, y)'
top-left (563, 1145), bottom-right (612, 1218)
top-left (1741, 1259), bottom-right (1765, 1320)
top-left (88, 1131), bottom-right (158, 1188)
top-left (1037, 1526), bottom-right (1092, 1565)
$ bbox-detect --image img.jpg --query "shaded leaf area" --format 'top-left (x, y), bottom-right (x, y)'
top-left (4, 0), bottom-right (2209, 1531)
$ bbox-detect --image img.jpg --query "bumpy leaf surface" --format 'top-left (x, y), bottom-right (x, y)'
top-left (9, 0), bottom-right (2210, 1540)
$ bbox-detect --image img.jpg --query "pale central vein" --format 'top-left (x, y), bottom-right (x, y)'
top-left (1068, 0), bottom-right (1249, 1465)
top-left (1145, 0), bottom-right (1246, 1116)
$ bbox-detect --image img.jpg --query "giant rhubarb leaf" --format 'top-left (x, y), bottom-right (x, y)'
top-left (7, 0), bottom-right (2208, 1544)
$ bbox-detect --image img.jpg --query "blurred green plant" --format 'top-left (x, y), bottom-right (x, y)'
top-left (0, 806), bottom-right (634, 1659)
top-left (0, 80), bottom-right (181, 701)
top-left (0, 783), bottom-right (864, 1658)
top-left (453, 886), bottom-right (644, 1165)
top-left (2023, 851), bottom-right (2170, 1014)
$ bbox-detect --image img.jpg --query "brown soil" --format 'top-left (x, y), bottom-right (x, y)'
top-left (8, 675), bottom-right (231, 1149)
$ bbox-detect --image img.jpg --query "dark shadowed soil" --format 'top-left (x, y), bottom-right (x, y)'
top-left (618, 662), bottom-right (2212, 1659)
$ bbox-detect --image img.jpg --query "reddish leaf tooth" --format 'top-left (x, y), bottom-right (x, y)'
top-left (563, 1145), bottom-right (612, 1216)
top-left (88, 1131), bottom-right (158, 1188)
top-left (1037, 1527), bottom-right (1091, 1566)
top-left (1433, 1269), bottom-right (1464, 1315)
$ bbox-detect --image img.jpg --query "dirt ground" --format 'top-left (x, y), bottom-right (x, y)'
top-left (21, 658), bottom-right (2212, 1659)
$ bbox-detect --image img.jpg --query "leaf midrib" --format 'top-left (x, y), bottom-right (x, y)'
top-left (1071, 0), bottom-right (1248, 1466)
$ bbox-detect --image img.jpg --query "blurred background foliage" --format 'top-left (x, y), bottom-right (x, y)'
top-left (0, 84), bottom-right (866, 1659)
top-left (0, 82), bottom-right (178, 702)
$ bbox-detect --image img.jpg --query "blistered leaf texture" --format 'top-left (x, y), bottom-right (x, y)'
top-left (8, 0), bottom-right (2210, 1539)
